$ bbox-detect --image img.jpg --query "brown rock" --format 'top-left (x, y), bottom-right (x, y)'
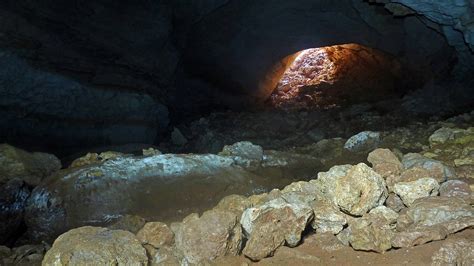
top-left (136, 222), bottom-right (174, 249)
top-left (439, 180), bottom-right (472, 198)
top-left (431, 238), bottom-right (474, 266)
top-left (385, 193), bottom-right (405, 212)
top-left (368, 148), bottom-right (403, 189)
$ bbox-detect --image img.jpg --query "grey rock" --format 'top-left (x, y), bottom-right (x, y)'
top-left (431, 238), bottom-right (474, 266)
top-left (0, 179), bottom-right (30, 245)
top-left (439, 180), bottom-right (472, 198)
top-left (385, 193), bottom-right (405, 212)
top-left (315, 163), bottom-right (388, 216)
top-left (241, 197), bottom-right (313, 261)
top-left (171, 127), bottom-right (188, 146)
top-left (402, 153), bottom-right (455, 183)
top-left (311, 199), bottom-right (348, 234)
top-left (393, 178), bottom-right (439, 206)
top-left (344, 131), bottom-right (380, 152)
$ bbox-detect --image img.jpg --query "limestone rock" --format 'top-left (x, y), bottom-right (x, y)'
top-left (0, 179), bottom-right (30, 245)
top-left (367, 148), bottom-right (403, 189)
top-left (393, 178), bottom-right (439, 206)
top-left (385, 193), bottom-right (405, 212)
top-left (144, 245), bottom-right (180, 266)
top-left (369, 206), bottom-right (399, 224)
top-left (220, 141), bottom-right (264, 168)
top-left (428, 127), bottom-right (466, 146)
top-left (42, 226), bottom-right (148, 265)
top-left (392, 225), bottom-right (448, 248)
top-left (344, 131), bottom-right (380, 152)
top-left (136, 222), bottom-right (174, 249)
top-left (439, 180), bottom-right (472, 198)
top-left (241, 197), bottom-right (313, 261)
top-left (340, 210), bottom-right (396, 253)
top-left (400, 196), bottom-right (473, 228)
top-left (108, 215), bottom-right (147, 234)
top-left (142, 147), bottom-right (161, 156)
top-left (214, 194), bottom-right (250, 217)
top-left (399, 166), bottom-right (431, 183)
top-left (69, 151), bottom-right (123, 168)
top-left (311, 199), bottom-right (348, 234)
top-left (25, 153), bottom-right (264, 242)
top-left (431, 238), bottom-right (474, 266)
top-left (402, 153), bottom-right (455, 183)
top-left (0, 144), bottom-right (61, 186)
top-left (315, 163), bottom-right (388, 216)
top-left (174, 209), bottom-right (242, 264)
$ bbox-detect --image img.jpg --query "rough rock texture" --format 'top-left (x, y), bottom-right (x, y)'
top-left (241, 197), bottom-right (313, 261)
top-left (431, 238), bottom-right (474, 266)
top-left (108, 215), bottom-right (146, 234)
top-left (69, 151), bottom-right (123, 168)
top-left (310, 199), bottom-right (348, 234)
top-left (439, 180), bottom-right (472, 198)
top-left (385, 193), bottom-right (405, 212)
top-left (219, 141), bottom-right (264, 168)
top-left (339, 208), bottom-right (397, 252)
top-left (344, 131), bottom-right (381, 152)
top-left (398, 196), bottom-right (473, 229)
top-left (315, 163), bottom-right (387, 216)
top-left (0, 179), bottom-right (30, 245)
top-left (402, 153), bottom-right (455, 183)
top-left (2, 244), bottom-right (48, 265)
top-left (136, 222), bottom-right (174, 249)
top-left (42, 226), bottom-right (148, 265)
top-left (393, 177), bottom-right (440, 206)
top-left (0, 144), bottom-right (61, 186)
top-left (173, 209), bottom-right (242, 264)
top-left (24, 153), bottom-right (267, 242)
top-left (368, 148), bottom-right (403, 190)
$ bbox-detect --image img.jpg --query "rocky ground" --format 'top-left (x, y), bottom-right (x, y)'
top-left (0, 108), bottom-right (473, 265)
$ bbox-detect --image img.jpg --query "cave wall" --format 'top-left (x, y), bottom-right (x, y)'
top-left (0, 0), bottom-right (472, 154)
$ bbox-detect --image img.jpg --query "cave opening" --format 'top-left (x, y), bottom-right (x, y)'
top-left (267, 43), bottom-right (405, 110)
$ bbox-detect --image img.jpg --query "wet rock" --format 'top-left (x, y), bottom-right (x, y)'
top-left (0, 144), bottom-right (61, 186)
top-left (385, 193), bottom-right (405, 212)
top-left (25, 153), bottom-right (262, 242)
top-left (310, 199), bottom-right (348, 234)
top-left (0, 179), bottom-right (30, 245)
top-left (393, 178), bottom-right (439, 206)
top-left (367, 148), bottom-right (403, 189)
top-left (174, 209), bottom-right (242, 264)
top-left (171, 127), bottom-right (188, 146)
top-left (428, 127), bottom-right (466, 146)
top-left (315, 163), bottom-right (387, 216)
top-left (69, 151), bottom-right (123, 168)
top-left (241, 197), bottom-right (313, 261)
top-left (142, 147), bottom-right (161, 156)
top-left (220, 141), bottom-right (266, 169)
top-left (42, 226), bottom-right (147, 265)
top-left (399, 196), bottom-right (473, 229)
top-left (401, 153), bottom-right (455, 183)
top-left (136, 222), bottom-right (174, 249)
top-left (339, 209), bottom-right (396, 253)
top-left (431, 238), bottom-right (474, 266)
top-left (439, 180), bottom-right (472, 198)
top-left (344, 131), bottom-right (380, 152)
top-left (108, 214), bottom-right (146, 234)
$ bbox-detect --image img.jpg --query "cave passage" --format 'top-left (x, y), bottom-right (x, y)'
top-left (269, 44), bottom-right (403, 110)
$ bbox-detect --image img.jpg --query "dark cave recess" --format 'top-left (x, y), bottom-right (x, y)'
top-left (0, 0), bottom-right (472, 156)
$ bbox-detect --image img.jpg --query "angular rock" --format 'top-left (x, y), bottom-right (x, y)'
top-left (392, 225), bottom-right (448, 248)
top-left (402, 153), bottom-right (455, 183)
top-left (385, 193), bottom-right (405, 212)
top-left (0, 179), bottom-right (30, 245)
top-left (340, 210), bottom-right (396, 253)
top-left (42, 226), bottom-right (148, 265)
top-left (367, 148), bottom-right (403, 189)
top-left (399, 166), bottom-right (431, 183)
top-left (136, 222), bottom-right (174, 249)
top-left (439, 180), bottom-right (472, 198)
top-left (219, 141), bottom-right (264, 168)
top-left (315, 163), bottom-right (387, 216)
top-left (108, 214), bottom-right (146, 234)
top-left (393, 177), bottom-right (439, 206)
top-left (69, 151), bottom-right (123, 168)
top-left (369, 206), bottom-right (399, 224)
top-left (144, 245), bottom-right (180, 266)
top-left (344, 131), bottom-right (380, 152)
top-left (0, 144), bottom-right (61, 186)
top-left (241, 197), bottom-right (313, 261)
top-left (214, 194), bottom-right (250, 218)
top-left (142, 147), bottom-right (161, 156)
top-left (174, 209), bottom-right (242, 264)
top-left (428, 127), bottom-right (466, 146)
top-left (431, 238), bottom-right (474, 266)
top-left (310, 199), bottom-right (348, 234)
top-left (400, 196), bottom-right (473, 228)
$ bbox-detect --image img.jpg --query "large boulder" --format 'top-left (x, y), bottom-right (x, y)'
top-left (173, 209), bottom-right (242, 264)
top-left (367, 148), bottom-right (403, 190)
top-left (42, 226), bottom-right (148, 265)
top-left (24, 153), bottom-right (266, 242)
top-left (0, 179), bottom-right (30, 245)
top-left (0, 144), bottom-right (61, 186)
top-left (241, 197), bottom-right (313, 261)
top-left (315, 163), bottom-right (388, 216)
